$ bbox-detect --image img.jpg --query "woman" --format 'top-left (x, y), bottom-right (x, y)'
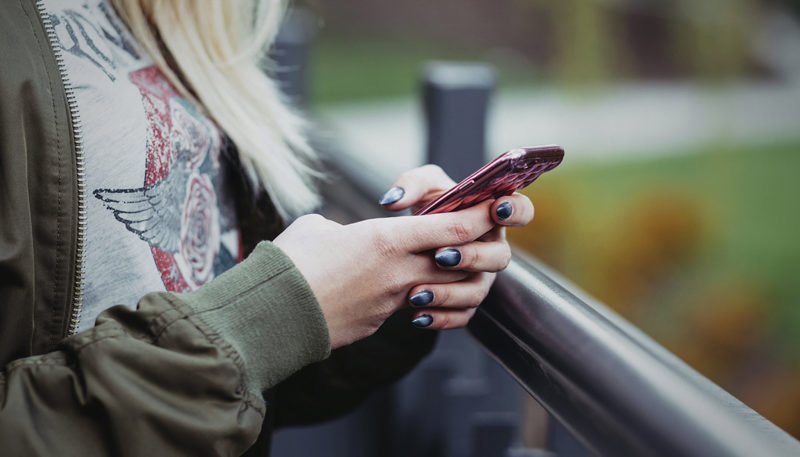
top-left (0, 0), bottom-right (534, 455)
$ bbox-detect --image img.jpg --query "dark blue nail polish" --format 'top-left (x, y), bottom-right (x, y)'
top-left (379, 187), bottom-right (405, 205)
top-left (496, 201), bottom-right (513, 220)
top-left (435, 249), bottom-right (461, 267)
top-left (412, 314), bottom-right (433, 328)
top-left (409, 290), bottom-right (434, 307)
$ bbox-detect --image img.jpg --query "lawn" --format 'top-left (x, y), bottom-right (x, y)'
top-left (526, 140), bottom-right (800, 348)
top-left (309, 34), bottom-right (538, 105)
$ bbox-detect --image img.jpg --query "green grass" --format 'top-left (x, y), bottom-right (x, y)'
top-left (536, 140), bottom-right (800, 357)
top-left (309, 34), bottom-right (539, 105)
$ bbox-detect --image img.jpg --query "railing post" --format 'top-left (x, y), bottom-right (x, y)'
top-left (423, 62), bottom-right (496, 181)
top-left (469, 412), bottom-right (518, 457)
top-left (421, 61), bottom-right (532, 457)
top-left (270, 8), bottom-right (316, 108)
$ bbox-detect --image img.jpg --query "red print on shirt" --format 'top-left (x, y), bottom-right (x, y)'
top-left (93, 66), bottom-right (233, 292)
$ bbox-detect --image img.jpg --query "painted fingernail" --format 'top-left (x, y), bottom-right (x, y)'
top-left (412, 314), bottom-right (433, 328)
top-left (379, 187), bottom-right (405, 205)
top-left (435, 249), bottom-right (461, 267)
top-left (409, 290), bottom-right (434, 307)
top-left (496, 201), bottom-right (513, 220)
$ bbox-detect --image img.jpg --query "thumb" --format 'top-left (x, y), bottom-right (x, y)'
top-left (386, 200), bottom-right (496, 252)
top-left (379, 165), bottom-right (456, 211)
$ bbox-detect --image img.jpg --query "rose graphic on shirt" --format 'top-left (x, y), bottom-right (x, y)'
top-left (93, 66), bottom-right (236, 292)
top-left (177, 174), bottom-right (219, 286)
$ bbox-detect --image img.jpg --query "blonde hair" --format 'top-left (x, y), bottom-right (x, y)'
top-left (111, 0), bottom-right (320, 219)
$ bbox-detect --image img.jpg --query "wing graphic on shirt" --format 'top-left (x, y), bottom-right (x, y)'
top-left (93, 165), bottom-right (188, 253)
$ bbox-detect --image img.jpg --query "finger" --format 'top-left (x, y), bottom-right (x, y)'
top-left (407, 272), bottom-right (494, 308)
top-left (386, 200), bottom-right (496, 252)
top-left (491, 193), bottom-right (535, 227)
top-left (433, 239), bottom-right (512, 273)
top-left (364, 254), bottom-right (469, 300)
top-left (379, 164), bottom-right (456, 210)
top-left (407, 253), bottom-right (471, 285)
top-left (478, 225), bottom-right (506, 243)
top-left (410, 307), bottom-right (478, 330)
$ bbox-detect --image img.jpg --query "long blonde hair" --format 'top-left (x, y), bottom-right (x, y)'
top-left (111, 0), bottom-right (320, 219)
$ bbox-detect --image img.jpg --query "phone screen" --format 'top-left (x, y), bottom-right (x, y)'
top-left (413, 145), bottom-right (563, 215)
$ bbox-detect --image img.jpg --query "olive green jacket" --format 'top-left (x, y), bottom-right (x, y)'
top-left (0, 1), bottom-right (435, 455)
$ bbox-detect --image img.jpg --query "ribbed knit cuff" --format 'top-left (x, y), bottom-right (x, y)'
top-left (180, 241), bottom-right (331, 394)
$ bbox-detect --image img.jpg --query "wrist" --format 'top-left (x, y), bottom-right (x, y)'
top-left (181, 241), bottom-right (331, 394)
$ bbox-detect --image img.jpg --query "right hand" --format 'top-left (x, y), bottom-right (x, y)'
top-left (273, 201), bottom-right (497, 349)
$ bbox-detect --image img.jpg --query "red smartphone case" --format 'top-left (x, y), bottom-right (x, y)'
top-left (413, 145), bottom-right (564, 215)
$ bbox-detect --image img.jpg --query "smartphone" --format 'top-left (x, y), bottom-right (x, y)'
top-left (413, 145), bottom-right (564, 215)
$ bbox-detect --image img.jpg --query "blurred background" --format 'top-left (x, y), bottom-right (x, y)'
top-left (290, 0), bottom-right (800, 440)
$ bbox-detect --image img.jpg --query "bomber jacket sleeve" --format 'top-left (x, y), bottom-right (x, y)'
top-left (0, 242), bottom-right (331, 457)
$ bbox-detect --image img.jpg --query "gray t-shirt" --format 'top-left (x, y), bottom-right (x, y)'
top-left (43, 0), bottom-right (241, 332)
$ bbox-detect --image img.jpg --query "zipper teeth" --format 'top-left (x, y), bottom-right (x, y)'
top-left (36, 1), bottom-right (87, 335)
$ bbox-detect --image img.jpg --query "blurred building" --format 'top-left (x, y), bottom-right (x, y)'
top-left (303, 0), bottom-right (800, 83)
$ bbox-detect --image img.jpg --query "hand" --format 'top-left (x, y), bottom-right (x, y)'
top-left (273, 201), bottom-right (498, 349)
top-left (379, 165), bottom-right (535, 330)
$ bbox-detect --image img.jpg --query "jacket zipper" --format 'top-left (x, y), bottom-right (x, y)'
top-left (36, 0), bottom-right (87, 336)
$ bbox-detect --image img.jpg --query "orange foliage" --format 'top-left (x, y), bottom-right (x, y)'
top-left (513, 187), bottom-right (800, 438)
top-left (667, 284), bottom-right (767, 382)
top-left (507, 188), bottom-right (569, 265)
top-left (589, 192), bottom-right (705, 315)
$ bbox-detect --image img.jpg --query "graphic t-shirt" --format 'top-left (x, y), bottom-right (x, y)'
top-left (42, 0), bottom-right (242, 332)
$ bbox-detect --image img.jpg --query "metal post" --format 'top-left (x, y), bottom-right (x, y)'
top-left (270, 8), bottom-right (316, 108)
top-left (420, 61), bottom-right (528, 457)
top-left (423, 62), bottom-right (496, 181)
top-left (469, 412), bottom-right (518, 457)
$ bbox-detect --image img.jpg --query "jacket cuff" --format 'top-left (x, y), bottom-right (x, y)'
top-left (180, 241), bottom-right (331, 394)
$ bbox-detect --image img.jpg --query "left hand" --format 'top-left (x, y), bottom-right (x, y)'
top-left (379, 164), bottom-right (535, 330)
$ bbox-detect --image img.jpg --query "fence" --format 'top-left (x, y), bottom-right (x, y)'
top-left (269, 10), bottom-right (800, 456)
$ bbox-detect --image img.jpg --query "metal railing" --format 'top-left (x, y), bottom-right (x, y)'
top-left (271, 12), bottom-right (800, 456)
top-left (473, 252), bottom-right (800, 456)
top-left (317, 132), bottom-right (800, 457)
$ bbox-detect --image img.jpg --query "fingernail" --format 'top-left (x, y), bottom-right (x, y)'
top-left (435, 249), bottom-right (461, 267)
top-left (496, 201), bottom-right (513, 220)
top-left (409, 290), bottom-right (434, 307)
top-left (412, 314), bottom-right (433, 328)
top-left (379, 187), bottom-right (405, 205)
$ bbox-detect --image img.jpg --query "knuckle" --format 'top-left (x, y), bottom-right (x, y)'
top-left (289, 214), bottom-right (320, 233)
top-left (446, 220), bottom-right (473, 245)
top-left (435, 313), bottom-right (452, 329)
top-left (464, 283), bottom-right (487, 307)
top-left (465, 308), bottom-right (478, 324)
top-left (371, 229), bottom-right (403, 259)
top-left (471, 289), bottom-right (487, 307)
top-left (501, 244), bottom-right (512, 269)
top-left (379, 272), bottom-right (405, 295)
top-left (477, 287), bottom-right (491, 306)
top-left (436, 287), bottom-right (451, 306)
top-left (461, 247), bottom-right (478, 269)
top-left (296, 213), bottom-right (333, 230)
top-left (294, 213), bottom-right (319, 226)
top-left (465, 275), bottom-right (492, 307)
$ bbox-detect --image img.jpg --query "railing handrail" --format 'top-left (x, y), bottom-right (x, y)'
top-left (276, 14), bottom-right (800, 454)
top-left (472, 250), bottom-right (800, 457)
top-left (317, 144), bottom-right (800, 457)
